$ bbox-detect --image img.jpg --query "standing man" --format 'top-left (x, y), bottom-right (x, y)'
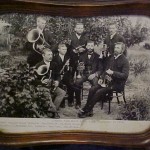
top-left (27, 16), bottom-right (57, 67)
top-left (35, 48), bottom-right (66, 118)
top-left (104, 23), bottom-right (126, 56)
top-left (78, 42), bottom-right (129, 118)
top-left (67, 22), bottom-right (89, 107)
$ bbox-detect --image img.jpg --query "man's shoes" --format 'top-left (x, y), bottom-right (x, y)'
top-left (75, 105), bottom-right (81, 109)
top-left (78, 110), bottom-right (93, 118)
top-left (53, 112), bottom-right (60, 119)
top-left (78, 112), bottom-right (88, 118)
top-left (87, 110), bottom-right (94, 117)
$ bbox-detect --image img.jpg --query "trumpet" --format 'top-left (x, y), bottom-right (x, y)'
top-left (27, 29), bottom-right (50, 53)
top-left (76, 62), bottom-right (85, 79)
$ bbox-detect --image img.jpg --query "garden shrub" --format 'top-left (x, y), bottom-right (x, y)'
top-left (117, 88), bottom-right (150, 120)
top-left (0, 63), bottom-right (54, 118)
top-left (129, 55), bottom-right (149, 77)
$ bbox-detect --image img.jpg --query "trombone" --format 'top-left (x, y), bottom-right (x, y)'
top-left (27, 29), bottom-right (50, 53)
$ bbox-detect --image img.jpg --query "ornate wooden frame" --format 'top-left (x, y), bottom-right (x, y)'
top-left (0, 0), bottom-right (150, 148)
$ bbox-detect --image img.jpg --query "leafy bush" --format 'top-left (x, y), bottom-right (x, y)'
top-left (0, 54), bottom-right (13, 68)
top-left (117, 88), bottom-right (150, 120)
top-left (0, 63), bottom-right (54, 118)
top-left (129, 55), bottom-right (149, 77)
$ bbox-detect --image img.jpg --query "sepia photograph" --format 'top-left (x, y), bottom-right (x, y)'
top-left (0, 13), bottom-right (150, 122)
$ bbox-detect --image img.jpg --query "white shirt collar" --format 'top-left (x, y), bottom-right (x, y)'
top-left (37, 27), bottom-right (43, 34)
top-left (76, 33), bottom-right (81, 39)
top-left (59, 53), bottom-right (65, 62)
top-left (114, 54), bottom-right (122, 59)
top-left (88, 55), bottom-right (91, 59)
top-left (44, 60), bottom-right (50, 68)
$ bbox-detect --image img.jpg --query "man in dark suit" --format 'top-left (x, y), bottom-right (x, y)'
top-left (73, 40), bottom-right (103, 109)
top-left (66, 23), bottom-right (89, 108)
top-left (78, 42), bottom-right (129, 118)
top-left (35, 48), bottom-right (66, 118)
top-left (27, 17), bottom-right (57, 67)
top-left (68, 22), bottom-right (89, 78)
top-left (104, 23), bottom-right (126, 56)
top-left (52, 43), bottom-right (71, 108)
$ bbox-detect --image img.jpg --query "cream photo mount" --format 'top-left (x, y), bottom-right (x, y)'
top-left (0, 0), bottom-right (149, 148)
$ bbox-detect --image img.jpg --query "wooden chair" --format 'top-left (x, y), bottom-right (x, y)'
top-left (101, 89), bottom-right (126, 114)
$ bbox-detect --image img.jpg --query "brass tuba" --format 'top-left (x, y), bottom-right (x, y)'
top-left (27, 29), bottom-right (50, 53)
top-left (36, 65), bottom-right (52, 82)
top-left (36, 65), bottom-right (49, 76)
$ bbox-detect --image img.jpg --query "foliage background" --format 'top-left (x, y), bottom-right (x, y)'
top-left (0, 13), bottom-right (150, 119)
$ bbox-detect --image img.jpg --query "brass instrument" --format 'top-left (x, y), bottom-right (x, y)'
top-left (76, 62), bottom-right (85, 79)
top-left (73, 44), bottom-right (85, 54)
top-left (36, 64), bottom-right (57, 93)
top-left (60, 59), bottom-right (70, 75)
top-left (100, 44), bottom-right (110, 59)
top-left (27, 29), bottom-right (50, 53)
top-left (99, 74), bottom-right (112, 88)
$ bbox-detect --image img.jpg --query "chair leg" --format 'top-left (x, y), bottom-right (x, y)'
top-left (108, 98), bottom-right (111, 114)
top-left (81, 87), bottom-right (83, 101)
top-left (123, 91), bottom-right (126, 104)
top-left (116, 92), bottom-right (120, 104)
top-left (101, 99), bottom-right (103, 110)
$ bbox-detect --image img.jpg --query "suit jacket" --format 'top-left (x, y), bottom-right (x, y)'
top-left (53, 54), bottom-right (71, 85)
top-left (35, 60), bottom-right (59, 86)
top-left (103, 54), bottom-right (129, 92)
top-left (53, 54), bottom-right (70, 74)
top-left (104, 33), bottom-right (126, 55)
top-left (79, 51), bottom-right (102, 76)
top-left (69, 32), bottom-right (89, 52)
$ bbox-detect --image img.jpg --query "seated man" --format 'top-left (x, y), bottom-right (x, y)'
top-left (73, 40), bottom-right (102, 109)
top-left (78, 42), bottom-right (129, 118)
top-left (35, 48), bottom-right (66, 118)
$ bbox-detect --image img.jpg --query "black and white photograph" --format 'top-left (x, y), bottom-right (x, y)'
top-left (0, 13), bottom-right (150, 121)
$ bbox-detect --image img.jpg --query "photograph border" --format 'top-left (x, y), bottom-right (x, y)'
top-left (0, 0), bottom-right (150, 148)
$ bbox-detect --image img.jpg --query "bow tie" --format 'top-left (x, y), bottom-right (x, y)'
top-left (88, 52), bottom-right (93, 55)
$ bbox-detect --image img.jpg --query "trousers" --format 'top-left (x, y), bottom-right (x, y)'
top-left (82, 85), bottom-right (113, 113)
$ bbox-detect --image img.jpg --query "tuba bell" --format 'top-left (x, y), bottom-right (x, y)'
top-left (36, 65), bottom-right (49, 76)
top-left (27, 29), bottom-right (50, 53)
top-left (27, 29), bottom-right (44, 45)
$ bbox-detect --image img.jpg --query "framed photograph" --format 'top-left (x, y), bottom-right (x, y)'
top-left (0, 0), bottom-right (149, 148)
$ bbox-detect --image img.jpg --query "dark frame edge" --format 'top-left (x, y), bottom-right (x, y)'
top-left (0, 0), bottom-right (149, 148)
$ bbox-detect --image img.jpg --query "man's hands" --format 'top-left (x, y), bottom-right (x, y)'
top-left (88, 73), bottom-right (96, 80)
top-left (41, 79), bottom-right (59, 87)
top-left (36, 44), bottom-right (45, 51)
top-left (73, 47), bottom-right (85, 53)
top-left (98, 78), bottom-right (103, 85)
top-left (106, 69), bottom-right (113, 75)
top-left (41, 79), bottom-right (51, 85)
top-left (54, 80), bottom-right (59, 87)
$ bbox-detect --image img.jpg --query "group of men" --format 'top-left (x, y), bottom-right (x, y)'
top-left (26, 16), bottom-right (129, 118)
